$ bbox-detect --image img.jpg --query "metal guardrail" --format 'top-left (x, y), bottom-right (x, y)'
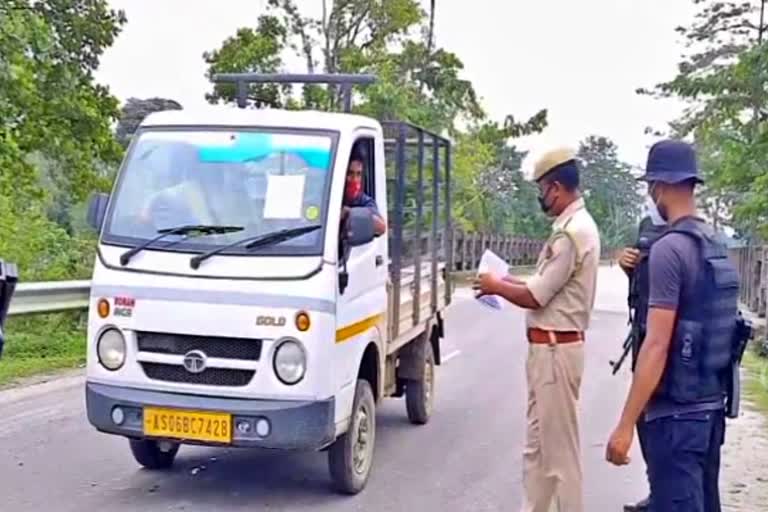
top-left (4, 231), bottom-right (547, 317)
top-left (8, 280), bottom-right (90, 316)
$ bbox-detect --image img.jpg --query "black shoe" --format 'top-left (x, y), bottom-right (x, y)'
top-left (623, 496), bottom-right (649, 511)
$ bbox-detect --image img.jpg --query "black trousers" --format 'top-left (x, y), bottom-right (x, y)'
top-left (644, 409), bottom-right (726, 512)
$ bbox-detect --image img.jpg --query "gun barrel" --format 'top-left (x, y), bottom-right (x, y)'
top-left (610, 331), bottom-right (635, 375)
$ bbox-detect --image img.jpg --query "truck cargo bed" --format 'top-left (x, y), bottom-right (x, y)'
top-left (387, 262), bottom-right (448, 353)
top-left (381, 120), bottom-right (453, 353)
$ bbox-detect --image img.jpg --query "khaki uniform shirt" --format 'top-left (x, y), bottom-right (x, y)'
top-left (525, 197), bottom-right (601, 332)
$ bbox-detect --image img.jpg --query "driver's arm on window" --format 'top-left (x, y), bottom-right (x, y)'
top-left (372, 212), bottom-right (386, 236)
top-left (341, 198), bottom-right (386, 237)
top-left (358, 196), bottom-right (386, 236)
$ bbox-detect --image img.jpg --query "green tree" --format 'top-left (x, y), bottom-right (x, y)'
top-left (455, 116), bottom-right (550, 237)
top-left (203, 17), bottom-right (291, 108)
top-left (116, 97), bottom-right (183, 147)
top-left (0, 0), bottom-right (126, 279)
top-left (1, 1), bottom-right (125, 202)
top-left (638, 1), bottom-right (766, 133)
top-left (577, 136), bottom-right (643, 249)
top-left (202, 0), bottom-right (550, 237)
top-left (638, 1), bottom-right (768, 235)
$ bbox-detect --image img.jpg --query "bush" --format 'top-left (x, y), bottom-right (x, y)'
top-left (0, 312), bottom-right (87, 386)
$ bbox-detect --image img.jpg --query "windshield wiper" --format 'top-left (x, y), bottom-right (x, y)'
top-left (119, 225), bottom-right (244, 266)
top-left (189, 225), bottom-right (321, 270)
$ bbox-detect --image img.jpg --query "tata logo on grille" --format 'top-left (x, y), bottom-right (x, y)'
top-left (256, 315), bottom-right (286, 327)
top-left (183, 350), bottom-right (207, 374)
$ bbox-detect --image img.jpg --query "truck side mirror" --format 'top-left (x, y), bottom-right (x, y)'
top-left (345, 207), bottom-right (376, 247)
top-left (87, 192), bottom-right (110, 232)
top-left (338, 208), bottom-right (375, 296)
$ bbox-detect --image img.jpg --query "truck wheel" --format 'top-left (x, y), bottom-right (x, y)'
top-left (328, 379), bottom-right (376, 494)
top-left (405, 340), bottom-right (435, 425)
top-left (129, 439), bottom-right (179, 470)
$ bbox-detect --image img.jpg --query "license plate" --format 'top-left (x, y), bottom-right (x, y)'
top-left (143, 407), bottom-right (232, 444)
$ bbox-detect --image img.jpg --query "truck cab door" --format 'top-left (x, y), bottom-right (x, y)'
top-left (335, 131), bottom-right (388, 389)
top-left (337, 132), bottom-right (388, 310)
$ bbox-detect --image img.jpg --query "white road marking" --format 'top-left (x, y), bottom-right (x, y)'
top-left (442, 350), bottom-right (461, 363)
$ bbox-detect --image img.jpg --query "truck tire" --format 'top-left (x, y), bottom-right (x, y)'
top-left (405, 339), bottom-right (435, 425)
top-left (328, 379), bottom-right (376, 494)
top-left (129, 439), bottom-right (179, 470)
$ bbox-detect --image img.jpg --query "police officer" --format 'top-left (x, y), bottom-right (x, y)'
top-left (474, 147), bottom-right (601, 512)
top-left (618, 212), bottom-right (667, 512)
top-left (606, 140), bottom-right (740, 511)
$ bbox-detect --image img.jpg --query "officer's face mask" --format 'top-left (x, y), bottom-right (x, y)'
top-left (537, 182), bottom-right (557, 216)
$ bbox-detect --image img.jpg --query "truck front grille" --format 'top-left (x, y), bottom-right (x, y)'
top-left (137, 332), bottom-right (262, 361)
top-left (140, 362), bottom-right (254, 387)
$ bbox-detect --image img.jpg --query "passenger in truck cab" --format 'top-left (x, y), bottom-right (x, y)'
top-left (341, 151), bottom-right (387, 237)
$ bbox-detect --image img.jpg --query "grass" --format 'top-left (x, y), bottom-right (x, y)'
top-left (742, 342), bottom-right (768, 415)
top-left (0, 311), bottom-right (87, 387)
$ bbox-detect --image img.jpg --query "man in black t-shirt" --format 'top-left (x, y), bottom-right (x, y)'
top-left (607, 140), bottom-right (728, 511)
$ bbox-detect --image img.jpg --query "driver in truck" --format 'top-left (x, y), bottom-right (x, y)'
top-left (137, 141), bottom-right (223, 230)
top-left (341, 150), bottom-right (386, 237)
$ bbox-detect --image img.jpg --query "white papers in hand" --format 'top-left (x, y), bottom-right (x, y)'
top-left (476, 249), bottom-right (509, 310)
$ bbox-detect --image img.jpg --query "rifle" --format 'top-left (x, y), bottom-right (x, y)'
top-left (610, 232), bottom-right (656, 376)
top-left (725, 312), bottom-right (754, 419)
top-left (610, 247), bottom-right (640, 376)
top-left (609, 329), bottom-right (634, 375)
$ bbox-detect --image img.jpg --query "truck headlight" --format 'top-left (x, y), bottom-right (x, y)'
top-left (273, 338), bottom-right (306, 385)
top-left (97, 328), bottom-right (126, 371)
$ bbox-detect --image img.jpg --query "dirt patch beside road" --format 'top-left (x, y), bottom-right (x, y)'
top-left (720, 406), bottom-right (768, 510)
top-left (719, 348), bottom-right (768, 510)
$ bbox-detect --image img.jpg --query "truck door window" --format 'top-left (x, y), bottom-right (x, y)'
top-left (347, 137), bottom-right (375, 201)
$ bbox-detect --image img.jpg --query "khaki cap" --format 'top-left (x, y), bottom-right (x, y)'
top-left (533, 147), bottom-right (578, 181)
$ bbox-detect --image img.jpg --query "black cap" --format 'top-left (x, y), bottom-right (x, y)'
top-left (638, 139), bottom-right (703, 184)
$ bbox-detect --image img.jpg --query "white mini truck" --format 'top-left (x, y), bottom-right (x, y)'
top-left (84, 73), bottom-right (454, 494)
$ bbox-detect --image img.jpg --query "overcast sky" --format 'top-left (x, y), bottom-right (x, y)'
top-left (96, 0), bottom-right (697, 173)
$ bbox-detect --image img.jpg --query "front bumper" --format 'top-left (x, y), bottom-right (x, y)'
top-left (86, 382), bottom-right (335, 450)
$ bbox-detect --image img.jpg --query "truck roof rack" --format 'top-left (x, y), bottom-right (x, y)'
top-left (211, 73), bottom-right (377, 112)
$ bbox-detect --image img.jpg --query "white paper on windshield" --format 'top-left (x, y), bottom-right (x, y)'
top-left (476, 249), bottom-right (510, 310)
top-left (263, 174), bottom-right (306, 219)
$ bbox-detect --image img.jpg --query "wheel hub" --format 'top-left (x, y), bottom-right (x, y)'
top-left (352, 404), bottom-right (372, 475)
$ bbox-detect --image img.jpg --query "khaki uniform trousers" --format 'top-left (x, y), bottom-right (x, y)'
top-left (521, 341), bottom-right (584, 512)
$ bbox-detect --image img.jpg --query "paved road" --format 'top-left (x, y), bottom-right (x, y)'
top-left (0, 266), bottom-right (648, 511)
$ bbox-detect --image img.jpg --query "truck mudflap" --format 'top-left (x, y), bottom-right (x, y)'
top-left (86, 382), bottom-right (335, 451)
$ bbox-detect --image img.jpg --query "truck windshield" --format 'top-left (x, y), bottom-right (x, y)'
top-left (103, 128), bottom-right (337, 256)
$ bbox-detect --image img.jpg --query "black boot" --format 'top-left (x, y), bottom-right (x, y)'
top-left (623, 496), bottom-right (649, 511)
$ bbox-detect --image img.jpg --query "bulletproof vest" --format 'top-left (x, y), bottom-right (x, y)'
top-left (653, 217), bottom-right (740, 404)
top-left (629, 217), bottom-right (667, 369)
